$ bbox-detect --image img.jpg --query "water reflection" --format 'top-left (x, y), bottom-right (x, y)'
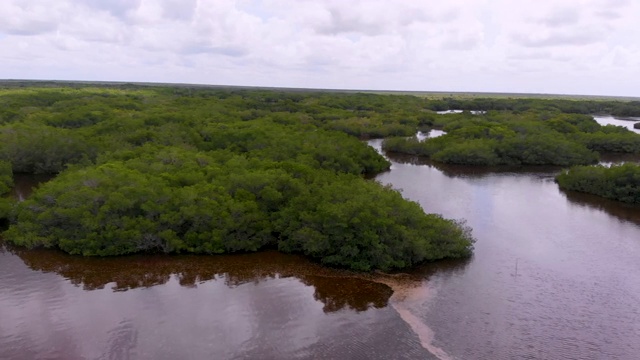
top-left (3, 242), bottom-right (393, 313)
top-left (560, 189), bottom-right (640, 226)
top-left (386, 152), bottom-right (562, 179)
top-left (386, 150), bottom-right (640, 179)
top-left (3, 237), bottom-right (474, 313)
top-left (598, 152), bottom-right (640, 165)
top-left (384, 147), bottom-right (640, 231)
top-left (0, 237), bottom-right (474, 359)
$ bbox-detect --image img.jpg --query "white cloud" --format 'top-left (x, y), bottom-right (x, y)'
top-left (512, 26), bottom-right (606, 48)
top-left (0, 1), bottom-right (66, 35)
top-left (0, 0), bottom-right (639, 96)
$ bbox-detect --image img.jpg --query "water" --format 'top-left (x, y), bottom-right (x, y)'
top-left (9, 174), bottom-right (54, 201)
top-left (417, 130), bottom-right (445, 141)
top-left (0, 246), bottom-right (434, 359)
top-left (372, 150), bottom-right (640, 359)
top-left (2, 122), bottom-right (640, 359)
top-left (435, 110), bottom-right (486, 115)
top-left (593, 115), bottom-right (640, 134)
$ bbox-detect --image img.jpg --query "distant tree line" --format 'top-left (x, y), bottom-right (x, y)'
top-left (383, 111), bottom-right (640, 166)
top-left (425, 97), bottom-right (640, 117)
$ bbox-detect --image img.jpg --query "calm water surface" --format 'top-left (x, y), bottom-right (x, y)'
top-left (375, 156), bottom-right (640, 359)
top-left (1, 244), bottom-right (443, 359)
top-left (2, 125), bottom-right (640, 359)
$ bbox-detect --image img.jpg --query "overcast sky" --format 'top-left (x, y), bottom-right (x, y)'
top-left (1, 0), bottom-right (639, 97)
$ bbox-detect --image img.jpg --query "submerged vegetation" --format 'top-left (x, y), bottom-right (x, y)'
top-left (556, 164), bottom-right (640, 204)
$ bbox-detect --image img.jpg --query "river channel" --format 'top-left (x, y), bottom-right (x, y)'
top-left (1, 116), bottom-right (639, 359)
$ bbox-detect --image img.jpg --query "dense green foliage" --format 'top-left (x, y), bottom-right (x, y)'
top-left (0, 160), bottom-right (14, 219)
top-left (0, 87), bottom-right (395, 174)
top-left (556, 164), bottom-right (640, 204)
top-left (6, 146), bottom-right (473, 271)
top-left (0, 85), bottom-right (477, 271)
top-left (383, 111), bottom-right (640, 166)
top-left (3, 83), bottom-right (638, 269)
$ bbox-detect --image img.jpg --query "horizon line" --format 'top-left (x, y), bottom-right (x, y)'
top-left (1, 78), bottom-right (639, 101)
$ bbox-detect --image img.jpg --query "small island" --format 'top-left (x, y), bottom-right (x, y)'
top-left (0, 84), bottom-right (475, 272)
top-left (556, 163), bottom-right (640, 204)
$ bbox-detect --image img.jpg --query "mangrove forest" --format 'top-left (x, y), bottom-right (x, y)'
top-left (556, 163), bottom-right (640, 204)
top-left (2, 82), bottom-right (640, 269)
top-left (382, 111), bottom-right (640, 166)
top-left (0, 83), bottom-right (479, 271)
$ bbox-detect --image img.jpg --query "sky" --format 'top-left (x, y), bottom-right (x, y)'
top-left (1, 0), bottom-right (639, 97)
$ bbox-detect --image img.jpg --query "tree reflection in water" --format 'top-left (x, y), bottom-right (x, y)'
top-left (3, 241), bottom-right (471, 314)
top-left (4, 244), bottom-right (392, 313)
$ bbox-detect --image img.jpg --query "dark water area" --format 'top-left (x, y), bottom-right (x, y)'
top-left (599, 152), bottom-right (640, 165)
top-left (561, 190), bottom-right (640, 226)
top-left (9, 173), bottom-right (55, 201)
top-left (0, 242), bottom-right (447, 360)
top-left (3, 127), bottom-right (640, 359)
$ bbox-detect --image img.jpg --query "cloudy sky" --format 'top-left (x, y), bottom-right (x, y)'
top-left (1, 0), bottom-right (639, 97)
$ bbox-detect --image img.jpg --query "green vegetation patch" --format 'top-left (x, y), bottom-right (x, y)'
top-left (383, 112), bottom-right (640, 166)
top-left (556, 163), bottom-right (640, 204)
top-left (0, 160), bottom-right (14, 219)
top-left (6, 146), bottom-right (474, 271)
top-left (0, 85), bottom-right (477, 271)
top-left (7, 83), bottom-right (640, 269)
